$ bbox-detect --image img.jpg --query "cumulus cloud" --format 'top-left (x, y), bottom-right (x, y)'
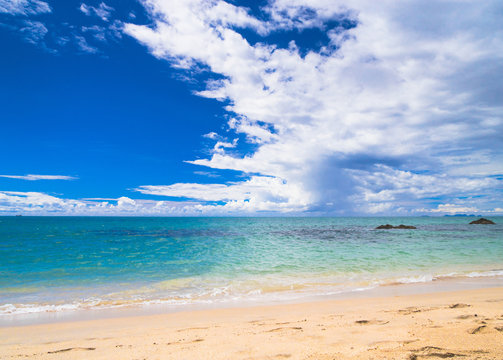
top-left (262, 0), bottom-right (355, 32)
top-left (417, 204), bottom-right (503, 215)
top-left (136, 175), bottom-right (310, 212)
top-left (2, 190), bottom-right (500, 216)
top-left (423, 204), bottom-right (480, 215)
top-left (348, 165), bottom-right (498, 214)
top-left (0, 174), bottom-right (78, 181)
top-left (122, 0), bottom-right (503, 214)
top-left (0, 0), bottom-right (51, 16)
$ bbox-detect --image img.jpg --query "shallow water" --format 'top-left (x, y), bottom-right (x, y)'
top-left (0, 216), bottom-right (502, 316)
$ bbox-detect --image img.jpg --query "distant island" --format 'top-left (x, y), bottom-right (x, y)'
top-left (443, 214), bottom-right (480, 217)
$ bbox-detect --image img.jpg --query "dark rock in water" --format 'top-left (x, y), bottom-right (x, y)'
top-left (375, 224), bottom-right (416, 229)
top-left (469, 218), bottom-right (495, 225)
top-left (376, 224), bottom-right (394, 229)
top-left (396, 224), bottom-right (417, 229)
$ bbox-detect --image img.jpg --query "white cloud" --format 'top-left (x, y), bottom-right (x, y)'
top-left (1, 0), bottom-right (121, 54)
top-left (82, 25), bottom-right (107, 42)
top-left (0, 174), bottom-right (77, 181)
top-left (81, 21), bottom-right (123, 43)
top-left (262, 0), bottom-right (354, 32)
top-left (349, 165), bottom-right (497, 203)
top-left (418, 204), bottom-right (503, 215)
top-left (2, 190), bottom-right (500, 216)
top-left (135, 175), bottom-right (310, 212)
top-left (0, 191), bottom-right (288, 215)
top-left (0, 0), bottom-right (51, 16)
top-left (0, 191), bottom-right (153, 215)
top-left (331, 164), bottom-right (500, 214)
top-left (0, 191), bottom-right (67, 211)
top-left (122, 0), bottom-right (503, 214)
top-left (212, 139), bottom-right (237, 154)
top-left (74, 34), bottom-right (99, 53)
top-left (203, 132), bottom-right (219, 140)
top-left (18, 20), bottom-right (48, 45)
top-left (79, 2), bottom-right (114, 22)
top-left (228, 117), bottom-right (278, 144)
top-left (423, 204), bottom-right (480, 214)
top-left (193, 171), bottom-right (220, 178)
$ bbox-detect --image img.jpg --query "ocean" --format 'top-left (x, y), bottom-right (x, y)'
top-left (0, 216), bottom-right (502, 318)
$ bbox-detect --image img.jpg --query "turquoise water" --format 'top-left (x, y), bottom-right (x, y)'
top-left (0, 216), bottom-right (502, 315)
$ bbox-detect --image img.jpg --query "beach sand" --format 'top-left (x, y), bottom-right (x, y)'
top-left (1, 287), bottom-right (503, 359)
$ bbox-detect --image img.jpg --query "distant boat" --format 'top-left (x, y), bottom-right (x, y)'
top-left (15, 214), bottom-right (22, 217)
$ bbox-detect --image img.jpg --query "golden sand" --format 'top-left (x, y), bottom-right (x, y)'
top-left (1, 287), bottom-right (503, 359)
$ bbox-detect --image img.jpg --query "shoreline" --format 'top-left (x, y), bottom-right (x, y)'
top-left (0, 276), bottom-right (503, 329)
top-left (1, 274), bottom-right (502, 327)
top-left (1, 286), bottom-right (503, 359)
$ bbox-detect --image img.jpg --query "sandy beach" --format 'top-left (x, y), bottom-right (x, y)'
top-left (1, 286), bottom-right (503, 359)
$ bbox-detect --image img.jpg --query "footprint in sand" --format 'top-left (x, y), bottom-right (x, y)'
top-left (275, 319), bottom-right (307, 325)
top-left (397, 307), bottom-right (439, 315)
top-left (468, 325), bottom-right (490, 334)
top-left (265, 326), bottom-right (303, 333)
top-left (248, 319), bottom-right (275, 324)
top-left (449, 303), bottom-right (471, 309)
top-left (355, 319), bottom-right (389, 325)
top-left (176, 326), bottom-right (210, 332)
top-left (47, 347), bottom-right (96, 354)
top-left (167, 337), bottom-right (200, 345)
top-left (409, 346), bottom-right (465, 359)
top-left (456, 314), bottom-right (478, 320)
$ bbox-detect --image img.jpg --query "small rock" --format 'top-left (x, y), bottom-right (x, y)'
top-left (376, 224), bottom-right (394, 229)
top-left (376, 224), bottom-right (417, 229)
top-left (469, 218), bottom-right (495, 224)
top-left (396, 224), bottom-right (417, 229)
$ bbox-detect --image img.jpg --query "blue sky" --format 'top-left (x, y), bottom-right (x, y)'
top-left (0, 0), bottom-right (502, 215)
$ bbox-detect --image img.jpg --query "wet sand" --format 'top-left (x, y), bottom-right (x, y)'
top-left (1, 287), bottom-right (503, 359)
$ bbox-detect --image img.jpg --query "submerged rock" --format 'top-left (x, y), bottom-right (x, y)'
top-left (375, 224), bottom-right (417, 229)
top-left (469, 218), bottom-right (495, 224)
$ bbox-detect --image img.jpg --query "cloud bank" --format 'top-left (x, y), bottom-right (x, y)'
top-left (121, 0), bottom-right (503, 214)
top-left (1, 190), bottom-right (501, 216)
top-left (0, 191), bottom-right (237, 216)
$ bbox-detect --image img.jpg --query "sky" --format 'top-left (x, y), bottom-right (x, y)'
top-left (0, 0), bottom-right (502, 216)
